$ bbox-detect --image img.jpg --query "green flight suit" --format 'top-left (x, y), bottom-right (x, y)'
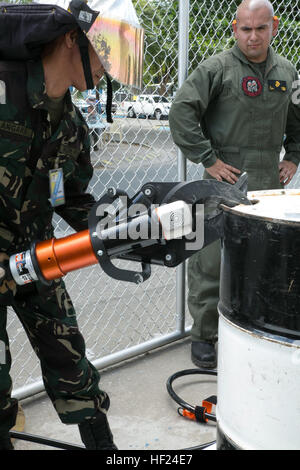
top-left (0, 58), bottom-right (109, 437)
top-left (169, 44), bottom-right (300, 342)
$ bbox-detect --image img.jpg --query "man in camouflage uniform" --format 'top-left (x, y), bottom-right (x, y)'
top-left (169, 0), bottom-right (300, 368)
top-left (0, 25), bottom-right (116, 450)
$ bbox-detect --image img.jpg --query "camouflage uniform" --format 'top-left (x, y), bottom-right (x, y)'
top-left (0, 58), bottom-right (108, 437)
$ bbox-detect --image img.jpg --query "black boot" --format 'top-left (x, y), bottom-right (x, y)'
top-left (0, 437), bottom-right (14, 450)
top-left (79, 411), bottom-right (117, 450)
top-left (191, 341), bottom-right (217, 369)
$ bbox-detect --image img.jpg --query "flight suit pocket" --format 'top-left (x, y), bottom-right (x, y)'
top-left (267, 82), bottom-right (290, 147)
top-left (217, 147), bottom-right (243, 170)
top-left (203, 147), bottom-right (243, 181)
top-left (218, 79), bottom-right (237, 102)
top-left (271, 107), bottom-right (289, 148)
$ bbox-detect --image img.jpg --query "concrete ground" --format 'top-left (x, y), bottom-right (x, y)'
top-left (13, 337), bottom-right (217, 451)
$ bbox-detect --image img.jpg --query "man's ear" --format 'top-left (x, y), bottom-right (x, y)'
top-left (65, 29), bottom-right (78, 48)
top-left (232, 19), bottom-right (238, 38)
top-left (272, 16), bottom-right (279, 37)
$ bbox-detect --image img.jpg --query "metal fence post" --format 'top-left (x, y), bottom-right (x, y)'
top-left (176, 0), bottom-right (189, 333)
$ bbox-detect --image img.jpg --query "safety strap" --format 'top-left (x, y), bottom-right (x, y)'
top-left (105, 73), bottom-right (113, 124)
top-left (196, 395), bottom-right (217, 423)
top-left (179, 395), bottom-right (217, 424)
top-left (77, 30), bottom-right (94, 90)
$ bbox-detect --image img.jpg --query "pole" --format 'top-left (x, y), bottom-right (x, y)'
top-left (176, 0), bottom-right (189, 333)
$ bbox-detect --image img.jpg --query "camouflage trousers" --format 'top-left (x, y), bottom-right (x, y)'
top-left (0, 278), bottom-right (108, 437)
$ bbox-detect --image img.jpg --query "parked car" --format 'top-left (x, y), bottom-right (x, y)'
top-left (74, 97), bottom-right (117, 118)
top-left (120, 94), bottom-right (171, 119)
top-left (98, 95), bottom-right (118, 115)
top-left (74, 99), bottom-right (106, 150)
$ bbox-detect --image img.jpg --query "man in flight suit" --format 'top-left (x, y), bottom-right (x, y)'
top-left (169, 0), bottom-right (300, 368)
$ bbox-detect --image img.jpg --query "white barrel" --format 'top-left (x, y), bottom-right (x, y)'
top-left (217, 189), bottom-right (300, 450)
top-left (217, 314), bottom-right (300, 450)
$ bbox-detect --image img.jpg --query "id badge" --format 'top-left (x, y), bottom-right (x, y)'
top-left (49, 168), bottom-right (65, 207)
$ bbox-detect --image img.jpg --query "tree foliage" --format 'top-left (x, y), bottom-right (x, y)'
top-left (133, 0), bottom-right (300, 95)
top-left (6, 0), bottom-right (300, 94)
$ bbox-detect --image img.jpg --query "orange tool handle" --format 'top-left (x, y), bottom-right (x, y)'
top-left (35, 230), bottom-right (98, 281)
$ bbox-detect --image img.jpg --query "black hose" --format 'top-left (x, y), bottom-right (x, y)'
top-left (182, 440), bottom-right (216, 450)
top-left (9, 430), bottom-right (85, 450)
top-left (166, 368), bottom-right (218, 450)
top-left (166, 368), bottom-right (217, 413)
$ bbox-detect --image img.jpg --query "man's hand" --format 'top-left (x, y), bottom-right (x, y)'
top-left (279, 160), bottom-right (298, 186)
top-left (206, 158), bottom-right (241, 184)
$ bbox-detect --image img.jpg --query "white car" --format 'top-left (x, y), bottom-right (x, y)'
top-left (121, 94), bottom-right (171, 119)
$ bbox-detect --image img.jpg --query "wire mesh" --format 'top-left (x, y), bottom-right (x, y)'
top-left (6, 0), bottom-right (300, 394)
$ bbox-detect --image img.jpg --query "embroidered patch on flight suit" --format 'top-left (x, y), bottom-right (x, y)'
top-left (268, 80), bottom-right (287, 92)
top-left (0, 80), bottom-right (6, 104)
top-left (242, 76), bottom-right (262, 97)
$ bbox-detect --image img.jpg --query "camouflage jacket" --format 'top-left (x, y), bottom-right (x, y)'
top-left (0, 58), bottom-right (95, 255)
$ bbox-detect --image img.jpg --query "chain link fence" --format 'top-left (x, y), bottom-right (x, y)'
top-left (7, 0), bottom-right (300, 397)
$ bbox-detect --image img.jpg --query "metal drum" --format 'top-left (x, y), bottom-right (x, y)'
top-left (217, 189), bottom-right (300, 450)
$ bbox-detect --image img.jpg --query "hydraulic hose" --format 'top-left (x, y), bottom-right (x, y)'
top-left (166, 368), bottom-right (218, 449)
